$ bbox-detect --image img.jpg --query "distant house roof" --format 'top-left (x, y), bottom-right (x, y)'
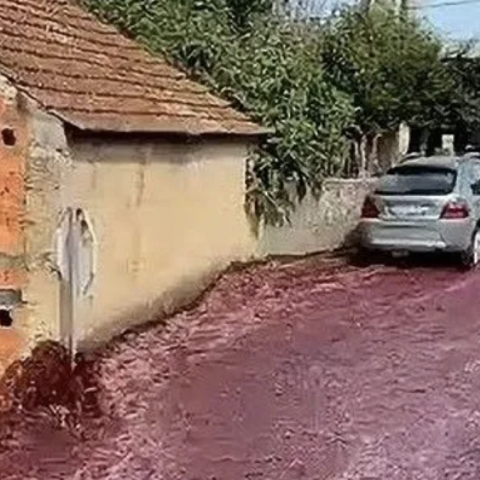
top-left (0, 0), bottom-right (267, 137)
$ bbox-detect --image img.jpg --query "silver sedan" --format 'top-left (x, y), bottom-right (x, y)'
top-left (358, 154), bottom-right (480, 268)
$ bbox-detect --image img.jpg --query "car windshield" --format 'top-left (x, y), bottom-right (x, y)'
top-left (375, 165), bottom-right (456, 196)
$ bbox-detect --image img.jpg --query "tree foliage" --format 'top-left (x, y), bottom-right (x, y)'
top-left (84, 0), bottom-right (454, 224)
top-left (440, 45), bottom-right (480, 137)
top-left (321, 5), bottom-right (451, 171)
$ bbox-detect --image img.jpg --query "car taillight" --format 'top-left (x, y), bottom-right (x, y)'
top-left (361, 196), bottom-right (380, 219)
top-left (440, 200), bottom-right (470, 219)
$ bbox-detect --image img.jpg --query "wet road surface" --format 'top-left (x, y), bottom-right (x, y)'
top-left (3, 256), bottom-right (480, 479)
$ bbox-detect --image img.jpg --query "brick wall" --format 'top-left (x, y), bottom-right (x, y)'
top-left (0, 83), bottom-right (29, 374)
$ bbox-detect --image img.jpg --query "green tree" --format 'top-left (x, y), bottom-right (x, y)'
top-left (439, 45), bottom-right (480, 150)
top-left (321, 5), bottom-right (451, 173)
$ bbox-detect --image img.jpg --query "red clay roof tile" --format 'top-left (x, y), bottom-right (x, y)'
top-left (0, 0), bottom-right (267, 136)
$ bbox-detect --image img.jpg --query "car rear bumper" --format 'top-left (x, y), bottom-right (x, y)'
top-left (358, 218), bottom-right (473, 253)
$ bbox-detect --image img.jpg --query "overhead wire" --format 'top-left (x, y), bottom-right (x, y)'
top-left (408, 0), bottom-right (480, 9)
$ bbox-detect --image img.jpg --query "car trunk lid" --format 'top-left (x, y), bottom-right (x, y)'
top-left (373, 163), bottom-right (458, 220)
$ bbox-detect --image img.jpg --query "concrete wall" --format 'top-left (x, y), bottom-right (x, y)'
top-left (23, 97), bottom-right (73, 350)
top-left (258, 178), bottom-right (376, 256)
top-left (66, 135), bottom-right (256, 347)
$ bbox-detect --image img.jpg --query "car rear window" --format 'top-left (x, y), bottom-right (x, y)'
top-left (375, 165), bottom-right (456, 196)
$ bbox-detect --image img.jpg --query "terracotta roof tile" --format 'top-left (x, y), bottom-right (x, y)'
top-left (0, 0), bottom-right (267, 136)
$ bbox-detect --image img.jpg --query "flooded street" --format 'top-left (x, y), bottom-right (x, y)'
top-left (2, 257), bottom-right (480, 479)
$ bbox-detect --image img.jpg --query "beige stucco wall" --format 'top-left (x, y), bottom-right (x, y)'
top-left (258, 178), bottom-right (376, 256)
top-left (66, 136), bottom-right (256, 347)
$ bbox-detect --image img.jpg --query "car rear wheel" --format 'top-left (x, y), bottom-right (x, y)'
top-left (461, 228), bottom-right (480, 270)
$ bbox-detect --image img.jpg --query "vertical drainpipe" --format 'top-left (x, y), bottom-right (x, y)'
top-left (60, 207), bottom-right (77, 364)
top-left (59, 206), bottom-right (95, 365)
top-left (67, 207), bottom-right (76, 362)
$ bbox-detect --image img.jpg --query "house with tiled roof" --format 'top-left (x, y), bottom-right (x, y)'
top-left (0, 0), bottom-right (266, 370)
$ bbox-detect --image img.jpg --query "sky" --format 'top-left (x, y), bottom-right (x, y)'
top-left (299, 0), bottom-right (480, 42)
top-left (420, 0), bottom-right (480, 41)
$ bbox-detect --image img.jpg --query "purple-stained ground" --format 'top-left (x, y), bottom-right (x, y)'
top-left (2, 255), bottom-right (480, 479)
